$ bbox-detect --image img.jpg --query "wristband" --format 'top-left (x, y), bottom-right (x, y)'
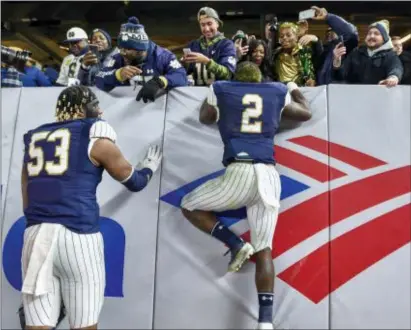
top-left (121, 168), bottom-right (153, 192)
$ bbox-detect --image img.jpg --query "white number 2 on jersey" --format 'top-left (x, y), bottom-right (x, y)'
top-left (27, 128), bottom-right (71, 177)
top-left (241, 94), bottom-right (263, 133)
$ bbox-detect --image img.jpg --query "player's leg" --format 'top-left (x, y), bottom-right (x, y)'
top-left (55, 227), bottom-right (106, 330)
top-left (19, 302), bottom-right (66, 330)
top-left (181, 163), bottom-right (257, 271)
top-left (21, 226), bottom-right (62, 330)
top-left (22, 278), bottom-right (62, 330)
top-left (181, 208), bottom-right (254, 271)
top-left (247, 165), bottom-right (282, 330)
top-left (247, 202), bottom-right (278, 329)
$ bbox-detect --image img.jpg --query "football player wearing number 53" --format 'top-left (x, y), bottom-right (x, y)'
top-left (20, 86), bottom-right (162, 330)
top-left (180, 62), bottom-right (311, 330)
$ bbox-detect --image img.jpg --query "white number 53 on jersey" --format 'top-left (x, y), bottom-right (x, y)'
top-left (27, 128), bottom-right (71, 177)
top-left (241, 94), bottom-right (263, 133)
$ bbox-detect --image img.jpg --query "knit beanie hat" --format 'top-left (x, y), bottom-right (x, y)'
top-left (91, 28), bottom-right (112, 49)
top-left (117, 17), bottom-right (149, 51)
top-left (369, 20), bottom-right (390, 43)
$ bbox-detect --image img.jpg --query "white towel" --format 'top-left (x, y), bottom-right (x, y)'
top-left (22, 223), bottom-right (63, 296)
top-left (254, 163), bottom-right (281, 210)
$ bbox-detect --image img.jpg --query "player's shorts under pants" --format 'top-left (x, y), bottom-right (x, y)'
top-left (181, 162), bottom-right (282, 252)
top-left (21, 225), bottom-right (105, 328)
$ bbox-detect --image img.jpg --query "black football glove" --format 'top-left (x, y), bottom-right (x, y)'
top-left (136, 76), bottom-right (165, 103)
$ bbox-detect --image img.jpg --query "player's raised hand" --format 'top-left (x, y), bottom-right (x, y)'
top-left (141, 145), bottom-right (163, 174)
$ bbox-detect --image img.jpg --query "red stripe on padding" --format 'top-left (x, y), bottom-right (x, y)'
top-left (289, 135), bottom-right (387, 170)
top-left (273, 166), bottom-right (411, 258)
top-left (276, 145), bottom-right (346, 182)
top-left (277, 204), bottom-right (411, 303)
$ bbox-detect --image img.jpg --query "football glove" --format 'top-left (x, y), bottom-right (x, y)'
top-left (141, 145), bottom-right (162, 174)
top-left (136, 76), bottom-right (165, 103)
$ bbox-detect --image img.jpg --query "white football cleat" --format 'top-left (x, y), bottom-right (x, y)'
top-left (256, 322), bottom-right (274, 329)
top-left (227, 241), bottom-right (255, 272)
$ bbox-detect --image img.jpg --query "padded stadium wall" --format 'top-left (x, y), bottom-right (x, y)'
top-left (1, 85), bottom-right (410, 329)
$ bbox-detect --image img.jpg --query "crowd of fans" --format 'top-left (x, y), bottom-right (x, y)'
top-left (2, 5), bottom-right (411, 101)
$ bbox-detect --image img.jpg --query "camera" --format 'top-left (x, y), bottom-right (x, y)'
top-left (1, 45), bottom-right (32, 72)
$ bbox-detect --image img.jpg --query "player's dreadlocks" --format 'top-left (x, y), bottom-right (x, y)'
top-left (55, 86), bottom-right (98, 122)
top-left (233, 61), bottom-right (262, 83)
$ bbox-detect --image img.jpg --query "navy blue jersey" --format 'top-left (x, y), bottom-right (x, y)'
top-left (187, 35), bottom-right (236, 85)
top-left (211, 81), bottom-right (289, 166)
top-left (22, 118), bottom-right (111, 234)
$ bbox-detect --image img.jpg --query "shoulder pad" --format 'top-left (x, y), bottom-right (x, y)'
top-left (269, 81), bottom-right (288, 92)
top-left (23, 131), bottom-right (30, 143)
top-left (211, 80), bottom-right (225, 93)
top-left (89, 120), bottom-right (117, 144)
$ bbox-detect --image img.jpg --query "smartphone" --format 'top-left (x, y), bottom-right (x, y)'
top-left (339, 35), bottom-right (345, 45)
top-left (183, 48), bottom-right (191, 55)
top-left (298, 9), bottom-right (316, 21)
top-left (241, 37), bottom-right (248, 47)
top-left (89, 44), bottom-right (99, 56)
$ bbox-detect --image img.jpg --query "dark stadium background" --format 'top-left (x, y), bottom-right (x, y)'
top-left (2, 1), bottom-right (410, 66)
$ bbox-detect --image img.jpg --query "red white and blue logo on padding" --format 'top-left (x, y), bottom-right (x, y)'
top-left (160, 135), bottom-right (411, 304)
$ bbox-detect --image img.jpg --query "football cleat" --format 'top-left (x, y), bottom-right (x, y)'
top-left (226, 241), bottom-right (255, 272)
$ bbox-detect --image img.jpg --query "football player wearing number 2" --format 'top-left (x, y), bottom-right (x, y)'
top-left (20, 86), bottom-right (162, 330)
top-left (181, 62), bottom-right (311, 330)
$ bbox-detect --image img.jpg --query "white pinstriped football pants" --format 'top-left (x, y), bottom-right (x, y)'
top-left (181, 162), bottom-right (282, 252)
top-left (21, 225), bottom-right (105, 328)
